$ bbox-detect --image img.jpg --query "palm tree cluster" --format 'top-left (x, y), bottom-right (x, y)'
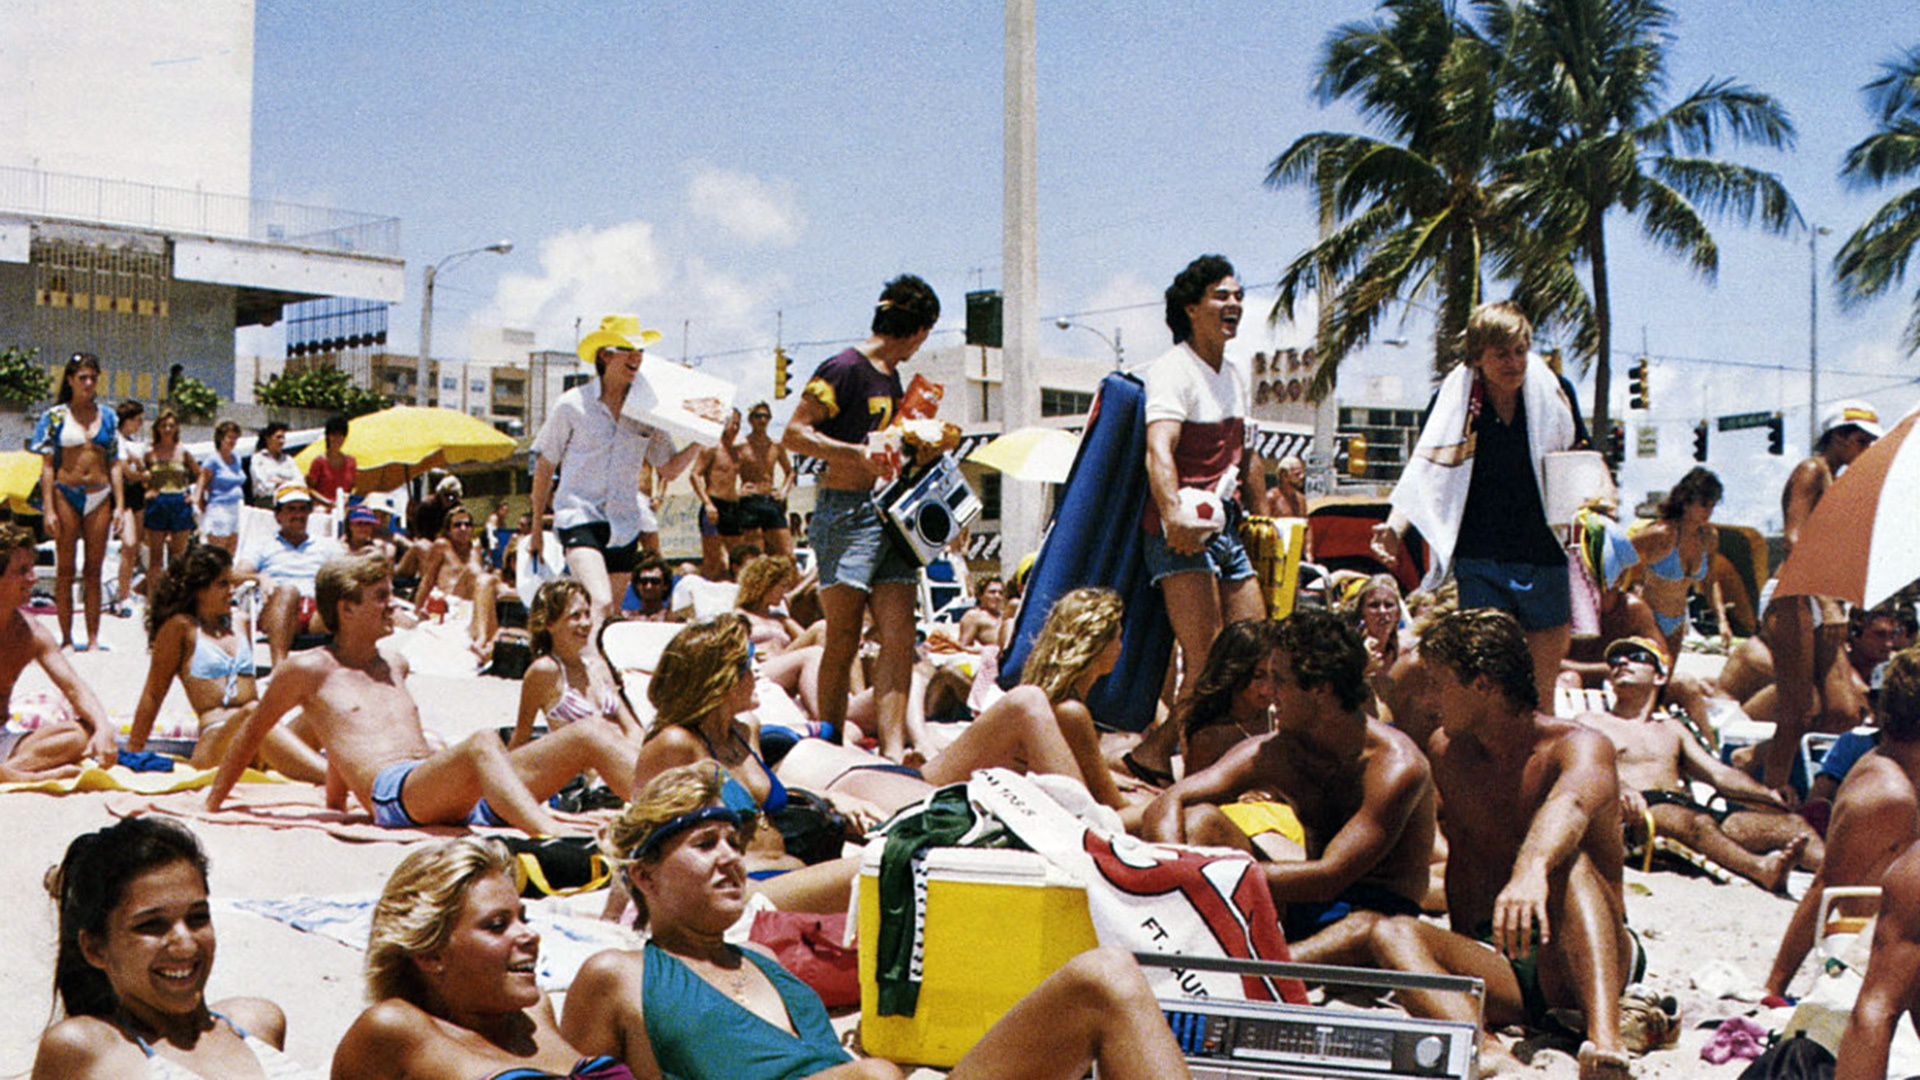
top-left (1271, 0), bottom-right (1800, 451)
top-left (1835, 46), bottom-right (1920, 354)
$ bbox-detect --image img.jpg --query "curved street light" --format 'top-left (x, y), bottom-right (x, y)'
top-left (417, 240), bottom-right (513, 406)
top-left (1052, 317), bottom-right (1123, 370)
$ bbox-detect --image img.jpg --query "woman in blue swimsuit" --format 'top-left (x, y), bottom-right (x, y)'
top-left (31, 352), bottom-right (122, 650)
top-left (33, 818), bottom-right (322, 1080)
top-left (1610, 467), bottom-right (1724, 662)
top-left (333, 838), bottom-right (636, 1080)
top-left (126, 544), bottom-right (325, 781)
top-left (562, 763), bottom-right (1193, 1080)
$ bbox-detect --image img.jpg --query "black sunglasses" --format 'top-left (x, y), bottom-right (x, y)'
top-left (1608, 649), bottom-right (1659, 668)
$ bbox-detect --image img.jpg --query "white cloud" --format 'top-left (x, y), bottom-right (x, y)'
top-left (685, 167), bottom-right (805, 247)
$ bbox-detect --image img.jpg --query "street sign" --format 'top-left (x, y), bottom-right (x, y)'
top-left (1636, 425), bottom-right (1658, 458)
top-left (1718, 411), bottom-right (1776, 432)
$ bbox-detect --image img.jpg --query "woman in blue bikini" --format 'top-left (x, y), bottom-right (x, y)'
top-left (31, 352), bottom-right (122, 650)
top-left (332, 838), bottom-right (636, 1080)
top-left (562, 764), bottom-right (1192, 1080)
top-left (1610, 467), bottom-right (1724, 663)
top-left (126, 544), bottom-right (325, 782)
top-left (32, 817), bottom-right (322, 1080)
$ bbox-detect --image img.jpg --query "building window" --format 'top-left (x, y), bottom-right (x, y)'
top-left (1040, 388), bottom-right (1093, 418)
top-left (980, 472), bottom-right (1001, 521)
top-left (562, 373), bottom-right (591, 391)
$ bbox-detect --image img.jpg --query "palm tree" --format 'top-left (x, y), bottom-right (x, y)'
top-left (1834, 46), bottom-right (1920, 353)
top-left (1496, 0), bottom-right (1799, 449)
top-left (1267, 0), bottom-right (1527, 396)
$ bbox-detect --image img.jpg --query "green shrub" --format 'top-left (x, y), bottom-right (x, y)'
top-left (169, 374), bottom-right (221, 421)
top-left (255, 366), bottom-right (389, 417)
top-left (0, 347), bottom-right (52, 404)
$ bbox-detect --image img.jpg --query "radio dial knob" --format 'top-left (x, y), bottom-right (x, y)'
top-left (1414, 1035), bottom-right (1444, 1068)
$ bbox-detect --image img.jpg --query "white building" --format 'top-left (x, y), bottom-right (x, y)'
top-left (0, 1), bottom-right (403, 401)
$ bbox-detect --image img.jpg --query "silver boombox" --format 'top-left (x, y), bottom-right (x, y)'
top-left (878, 452), bottom-right (981, 566)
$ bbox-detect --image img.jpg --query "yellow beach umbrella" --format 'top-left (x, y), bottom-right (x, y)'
top-left (293, 406), bottom-right (518, 495)
top-left (966, 426), bottom-right (1081, 484)
top-left (0, 451), bottom-right (42, 513)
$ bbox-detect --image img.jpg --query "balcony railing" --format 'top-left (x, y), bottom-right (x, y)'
top-left (0, 165), bottom-right (400, 258)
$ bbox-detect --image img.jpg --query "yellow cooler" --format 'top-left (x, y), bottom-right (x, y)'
top-left (856, 844), bottom-right (1099, 1067)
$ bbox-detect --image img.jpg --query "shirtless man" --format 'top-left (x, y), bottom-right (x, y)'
top-left (1722, 607), bottom-right (1895, 734)
top-left (955, 576), bottom-right (1006, 652)
top-left (1141, 608), bottom-right (1436, 965)
top-left (1763, 645), bottom-right (1920, 1004)
top-left (1761, 400), bottom-right (1882, 791)
top-left (204, 552), bottom-right (640, 836)
top-left (0, 524), bottom-right (117, 781)
top-left (424, 504), bottom-right (502, 654)
top-left (1365, 610), bottom-right (1638, 1079)
top-left (1578, 636), bottom-right (1816, 892)
top-left (737, 401), bottom-right (795, 557)
top-left (691, 409), bottom-right (744, 580)
top-left (1835, 833), bottom-right (1920, 1079)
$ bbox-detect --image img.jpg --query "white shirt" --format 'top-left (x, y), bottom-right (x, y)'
top-left (250, 451), bottom-right (304, 502)
top-left (239, 530), bottom-right (343, 599)
top-left (531, 378), bottom-right (677, 545)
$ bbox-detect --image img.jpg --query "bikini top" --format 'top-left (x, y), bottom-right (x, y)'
top-left (30, 404), bottom-right (118, 469)
top-left (479, 1056), bottom-right (636, 1080)
top-left (148, 455), bottom-right (195, 495)
top-left (547, 677), bottom-right (619, 728)
top-left (695, 726), bottom-right (788, 815)
top-left (1629, 520), bottom-right (1710, 583)
top-left (188, 625), bottom-right (253, 706)
top-left (130, 1011), bottom-right (320, 1080)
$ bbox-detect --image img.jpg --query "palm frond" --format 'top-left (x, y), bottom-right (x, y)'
top-left (1833, 185), bottom-right (1920, 306)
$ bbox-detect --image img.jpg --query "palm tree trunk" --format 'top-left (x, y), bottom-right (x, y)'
top-left (1588, 210), bottom-right (1612, 453)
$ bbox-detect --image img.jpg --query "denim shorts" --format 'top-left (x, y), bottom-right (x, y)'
top-left (1455, 557), bottom-right (1571, 631)
top-left (811, 488), bottom-right (919, 592)
top-left (1143, 517), bottom-right (1256, 586)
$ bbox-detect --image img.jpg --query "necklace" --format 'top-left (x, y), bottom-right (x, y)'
top-left (726, 963), bottom-right (752, 1003)
top-left (1235, 706), bottom-right (1273, 739)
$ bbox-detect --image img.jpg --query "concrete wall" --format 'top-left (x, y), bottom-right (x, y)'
top-left (0, 261), bottom-right (239, 398)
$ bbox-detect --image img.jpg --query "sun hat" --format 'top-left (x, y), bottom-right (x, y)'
top-left (1821, 400), bottom-right (1884, 441)
top-left (1604, 636), bottom-right (1669, 676)
top-left (347, 506), bottom-right (379, 525)
top-left (575, 314), bottom-right (664, 366)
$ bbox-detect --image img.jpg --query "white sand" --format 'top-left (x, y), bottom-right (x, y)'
top-left (0, 610), bottom-right (1810, 1078)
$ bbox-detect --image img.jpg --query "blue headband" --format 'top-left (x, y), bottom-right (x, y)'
top-left (630, 806), bottom-right (744, 861)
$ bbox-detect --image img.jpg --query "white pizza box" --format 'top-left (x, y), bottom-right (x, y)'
top-left (620, 358), bottom-right (737, 446)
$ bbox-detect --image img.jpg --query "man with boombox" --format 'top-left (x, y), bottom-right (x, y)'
top-left (782, 274), bottom-right (942, 763)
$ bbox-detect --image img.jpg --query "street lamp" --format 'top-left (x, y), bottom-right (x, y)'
top-left (1052, 317), bottom-right (1123, 369)
top-left (418, 240), bottom-right (513, 407)
top-left (1807, 223), bottom-right (1831, 448)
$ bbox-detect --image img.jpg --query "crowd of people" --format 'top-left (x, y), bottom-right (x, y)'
top-left (12, 263), bottom-right (1920, 1080)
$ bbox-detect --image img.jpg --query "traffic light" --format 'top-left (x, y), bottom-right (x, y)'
top-left (773, 346), bottom-right (790, 399)
top-left (1692, 421), bottom-right (1709, 462)
top-left (1628, 357), bottom-right (1650, 410)
top-left (1347, 435), bottom-right (1368, 478)
top-left (1768, 413), bottom-right (1784, 455)
top-left (1606, 421), bottom-right (1626, 468)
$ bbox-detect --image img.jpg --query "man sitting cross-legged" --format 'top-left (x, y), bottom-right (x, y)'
top-left (204, 552), bottom-right (640, 836)
top-left (1363, 609), bottom-right (1640, 1080)
top-left (1140, 608), bottom-right (1437, 964)
top-left (0, 523), bottom-right (117, 781)
top-left (1580, 635), bottom-right (1817, 893)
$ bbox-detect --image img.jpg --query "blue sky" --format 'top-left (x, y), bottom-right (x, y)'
top-left (246, 1), bottom-right (1919, 528)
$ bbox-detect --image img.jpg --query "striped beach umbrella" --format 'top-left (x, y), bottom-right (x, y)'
top-left (1774, 401), bottom-right (1920, 609)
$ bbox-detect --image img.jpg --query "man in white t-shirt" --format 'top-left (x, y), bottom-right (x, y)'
top-left (1142, 255), bottom-right (1267, 704)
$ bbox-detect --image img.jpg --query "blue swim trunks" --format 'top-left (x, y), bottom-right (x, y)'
top-left (369, 759), bottom-right (507, 828)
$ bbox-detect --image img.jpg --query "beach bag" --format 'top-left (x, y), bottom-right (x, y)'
top-left (750, 910), bottom-right (859, 1009)
top-left (502, 836), bottom-right (609, 897)
top-left (1736, 1032), bottom-right (1834, 1080)
top-left (768, 788), bottom-right (854, 865)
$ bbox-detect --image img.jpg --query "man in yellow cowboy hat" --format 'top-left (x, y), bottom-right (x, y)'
top-left (530, 314), bottom-right (699, 632)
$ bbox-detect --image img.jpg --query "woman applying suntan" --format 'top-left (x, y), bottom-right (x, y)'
top-left (142, 410), bottom-right (198, 603)
top-left (126, 544), bottom-right (326, 782)
top-left (32, 817), bottom-right (322, 1080)
top-left (32, 352), bottom-right (123, 650)
top-left (332, 838), bottom-right (634, 1080)
top-left (512, 579), bottom-right (642, 750)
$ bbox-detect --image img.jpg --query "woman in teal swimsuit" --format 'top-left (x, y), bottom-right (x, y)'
top-left (333, 838), bottom-right (636, 1080)
top-left (31, 352), bottom-right (123, 650)
top-left (33, 818), bottom-right (322, 1080)
top-left (562, 763), bottom-right (1193, 1080)
top-left (126, 544), bottom-right (325, 782)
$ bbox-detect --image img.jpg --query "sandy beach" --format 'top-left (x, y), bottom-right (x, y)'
top-left (0, 609), bottom-right (1814, 1079)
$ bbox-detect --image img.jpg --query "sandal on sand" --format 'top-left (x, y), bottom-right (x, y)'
top-left (1577, 1041), bottom-right (1634, 1080)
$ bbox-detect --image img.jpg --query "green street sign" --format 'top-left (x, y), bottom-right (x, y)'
top-left (1717, 411), bottom-right (1776, 432)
